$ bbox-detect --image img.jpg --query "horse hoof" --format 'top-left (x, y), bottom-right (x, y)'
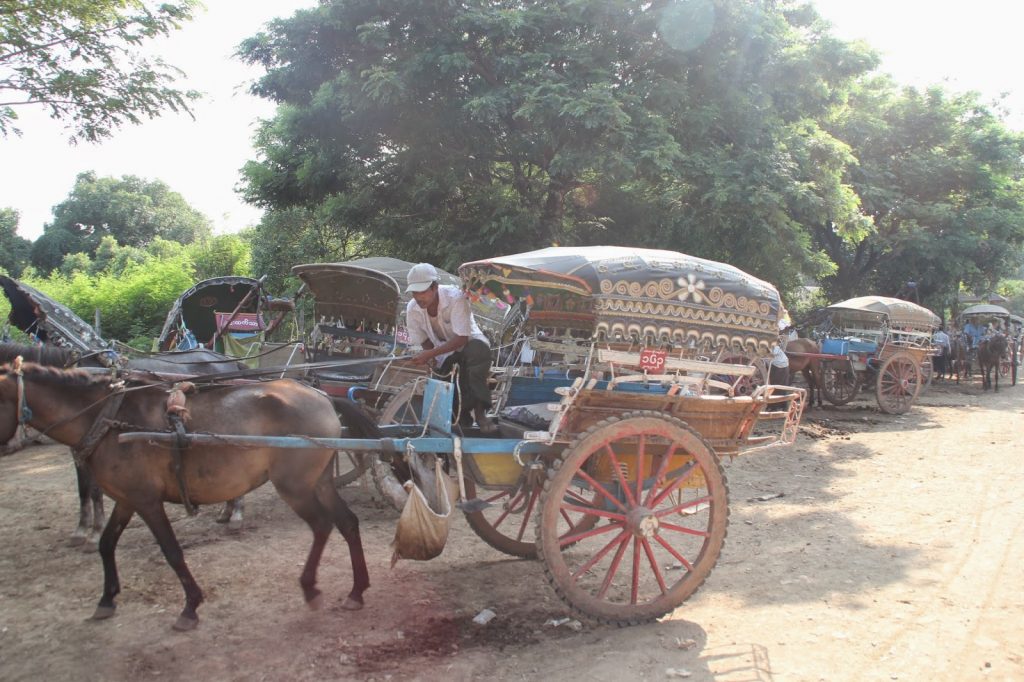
top-left (172, 615), bottom-right (198, 632)
top-left (226, 519), bottom-right (243, 534)
top-left (90, 606), bottom-right (116, 621)
top-left (307, 593), bottom-right (324, 611)
top-left (340, 597), bottom-right (364, 611)
top-left (68, 535), bottom-right (87, 547)
top-left (80, 540), bottom-right (98, 554)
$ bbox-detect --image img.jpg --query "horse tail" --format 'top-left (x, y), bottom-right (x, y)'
top-left (331, 397), bottom-right (383, 439)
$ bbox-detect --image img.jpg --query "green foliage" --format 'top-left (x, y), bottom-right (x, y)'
top-left (248, 207), bottom-right (378, 293)
top-left (817, 80), bottom-right (1024, 308)
top-left (188, 234), bottom-right (253, 281)
top-left (0, 207), bottom-right (31, 276)
top-left (30, 171), bottom-right (212, 272)
top-left (0, 0), bottom-right (201, 142)
top-left (237, 0), bottom-right (881, 291)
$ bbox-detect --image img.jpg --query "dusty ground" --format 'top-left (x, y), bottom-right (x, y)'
top-left (1, 375), bottom-right (1022, 682)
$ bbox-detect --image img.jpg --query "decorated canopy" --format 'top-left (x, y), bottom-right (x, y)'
top-left (459, 246), bottom-right (783, 354)
top-left (826, 296), bottom-right (940, 330)
top-left (1, 275), bottom-right (110, 353)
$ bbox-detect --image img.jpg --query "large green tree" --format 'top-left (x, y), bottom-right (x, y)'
top-left (0, 207), bottom-right (31, 275)
top-left (31, 171), bottom-right (212, 272)
top-left (814, 79), bottom-right (1024, 309)
top-left (238, 0), bottom-right (873, 290)
top-left (0, 0), bottom-right (200, 142)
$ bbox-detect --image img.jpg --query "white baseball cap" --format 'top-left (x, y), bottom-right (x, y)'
top-left (405, 263), bottom-right (440, 293)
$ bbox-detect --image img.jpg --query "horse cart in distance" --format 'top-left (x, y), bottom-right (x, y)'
top-left (802, 296), bottom-right (940, 414)
top-left (957, 303), bottom-right (1018, 387)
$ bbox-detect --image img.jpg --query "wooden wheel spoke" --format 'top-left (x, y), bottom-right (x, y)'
top-left (642, 443), bottom-right (680, 507)
top-left (649, 461), bottom-right (699, 508)
top-left (515, 487), bottom-right (540, 542)
top-left (658, 521), bottom-right (711, 538)
top-left (654, 533), bottom-right (694, 571)
top-left (634, 435), bottom-right (646, 503)
top-left (654, 495), bottom-right (712, 519)
top-left (571, 529), bottom-right (629, 580)
top-left (641, 537), bottom-right (668, 595)
top-left (560, 503), bottom-right (626, 522)
top-left (490, 489), bottom-right (528, 529)
top-left (630, 537), bottom-right (642, 605)
top-left (596, 535), bottom-right (631, 600)
top-left (575, 468), bottom-right (629, 513)
top-left (603, 443), bottom-right (637, 507)
top-left (559, 518), bottom-right (623, 548)
top-left (483, 489), bottom-right (512, 504)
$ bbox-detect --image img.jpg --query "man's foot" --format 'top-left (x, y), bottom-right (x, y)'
top-left (474, 406), bottom-right (498, 435)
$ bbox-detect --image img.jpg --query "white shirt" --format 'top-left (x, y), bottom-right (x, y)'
top-left (770, 343), bottom-right (789, 368)
top-left (932, 330), bottom-right (950, 351)
top-left (405, 285), bottom-right (489, 362)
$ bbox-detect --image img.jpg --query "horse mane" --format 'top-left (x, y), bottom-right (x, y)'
top-left (0, 361), bottom-right (108, 388)
top-left (0, 342), bottom-right (76, 367)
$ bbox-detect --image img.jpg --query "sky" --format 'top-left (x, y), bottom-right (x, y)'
top-left (2, 0), bottom-right (1023, 242)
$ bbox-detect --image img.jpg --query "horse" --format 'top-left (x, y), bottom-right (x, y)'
top-left (977, 333), bottom-right (1009, 392)
top-left (948, 333), bottom-right (969, 385)
top-left (0, 342), bottom-right (249, 547)
top-left (784, 337), bottom-right (823, 406)
top-left (0, 357), bottom-right (380, 630)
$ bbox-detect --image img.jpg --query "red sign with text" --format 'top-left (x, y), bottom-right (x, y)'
top-left (639, 349), bottom-right (667, 373)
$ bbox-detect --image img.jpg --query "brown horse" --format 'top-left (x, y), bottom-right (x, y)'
top-left (977, 334), bottom-right (1009, 392)
top-left (784, 337), bottom-right (823, 406)
top-left (0, 359), bottom-right (380, 630)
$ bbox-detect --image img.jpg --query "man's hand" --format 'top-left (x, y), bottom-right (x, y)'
top-left (410, 350), bottom-right (435, 367)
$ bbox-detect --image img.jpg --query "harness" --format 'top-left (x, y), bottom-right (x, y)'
top-left (10, 356), bottom-right (197, 515)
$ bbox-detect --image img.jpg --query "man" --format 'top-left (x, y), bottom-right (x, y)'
top-left (404, 263), bottom-right (496, 434)
top-left (963, 318), bottom-right (984, 351)
top-left (932, 325), bottom-right (951, 380)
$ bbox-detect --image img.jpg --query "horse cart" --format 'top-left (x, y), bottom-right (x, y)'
top-left (957, 303), bottom-right (1018, 386)
top-left (793, 296), bottom-right (940, 414)
top-left (115, 246), bottom-right (806, 625)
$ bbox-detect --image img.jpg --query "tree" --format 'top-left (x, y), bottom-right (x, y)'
top-left (248, 207), bottom-right (377, 292)
top-left (814, 79), bottom-right (1024, 309)
top-left (0, 0), bottom-right (200, 142)
top-left (30, 171), bottom-right (211, 272)
top-left (0, 207), bottom-right (31, 275)
top-left (238, 0), bottom-right (874, 289)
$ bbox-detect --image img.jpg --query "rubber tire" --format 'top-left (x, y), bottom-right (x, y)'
top-left (536, 411), bottom-right (728, 626)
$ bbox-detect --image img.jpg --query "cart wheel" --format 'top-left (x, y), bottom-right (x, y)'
top-left (464, 472), bottom-right (600, 559)
top-left (537, 411), bottom-right (728, 625)
top-left (819, 360), bottom-right (860, 405)
top-left (371, 380), bottom-right (426, 510)
top-left (876, 353), bottom-right (921, 414)
top-left (332, 450), bottom-right (369, 488)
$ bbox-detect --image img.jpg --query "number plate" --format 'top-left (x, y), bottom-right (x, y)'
top-left (639, 349), bottom-right (667, 373)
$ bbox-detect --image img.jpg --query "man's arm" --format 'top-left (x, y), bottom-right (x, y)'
top-left (411, 336), bottom-right (468, 366)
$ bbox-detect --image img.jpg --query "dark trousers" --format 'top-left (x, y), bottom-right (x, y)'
top-left (438, 339), bottom-right (492, 422)
top-left (769, 364), bottom-right (790, 386)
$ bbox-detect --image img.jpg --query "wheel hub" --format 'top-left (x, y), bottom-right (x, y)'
top-left (626, 507), bottom-right (659, 538)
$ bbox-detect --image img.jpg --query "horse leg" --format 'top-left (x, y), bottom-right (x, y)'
top-left (91, 501), bottom-right (135, 621)
top-left (134, 502), bottom-right (204, 631)
top-left (216, 496), bottom-right (245, 532)
top-left (276, 489), bottom-right (334, 609)
top-left (87, 476), bottom-right (105, 550)
top-left (70, 465), bottom-right (92, 547)
top-left (316, 472), bottom-right (370, 610)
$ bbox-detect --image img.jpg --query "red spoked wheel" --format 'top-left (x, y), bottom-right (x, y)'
top-left (875, 352), bottom-right (922, 414)
top-left (464, 470), bottom-right (599, 559)
top-left (537, 411), bottom-right (728, 625)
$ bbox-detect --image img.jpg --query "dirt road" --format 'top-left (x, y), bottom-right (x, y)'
top-left (0, 380), bottom-right (1021, 681)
